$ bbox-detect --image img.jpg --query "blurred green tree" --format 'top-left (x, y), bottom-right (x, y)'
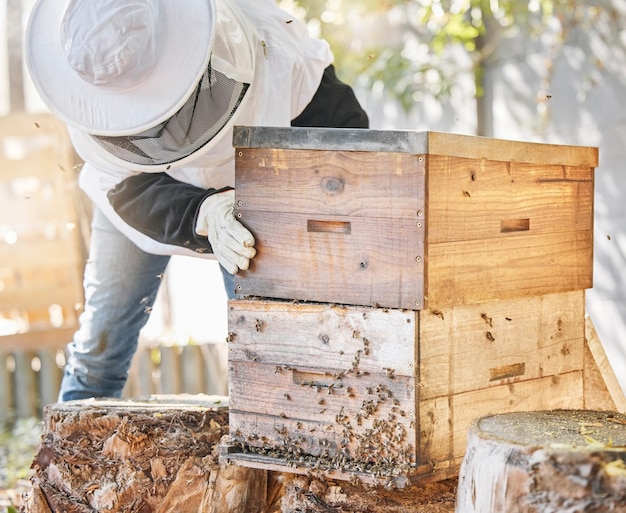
top-left (282, 0), bottom-right (624, 134)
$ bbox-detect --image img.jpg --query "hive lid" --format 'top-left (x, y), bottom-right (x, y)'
top-left (233, 126), bottom-right (598, 167)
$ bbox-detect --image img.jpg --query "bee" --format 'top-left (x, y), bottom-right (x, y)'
top-left (431, 309), bottom-right (444, 320)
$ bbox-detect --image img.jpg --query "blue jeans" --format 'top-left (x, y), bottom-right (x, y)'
top-left (59, 208), bottom-right (233, 401)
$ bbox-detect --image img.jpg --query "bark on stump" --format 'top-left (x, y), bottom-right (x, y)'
top-left (21, 395), bottom-right (267, 513)
top-left (456, 409), bottom-right (626, 513)
top-left (279, 474), bottom-right (457, 512)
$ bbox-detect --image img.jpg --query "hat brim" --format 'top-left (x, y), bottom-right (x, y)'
top-left (26, 0), bottom-right (215, 136)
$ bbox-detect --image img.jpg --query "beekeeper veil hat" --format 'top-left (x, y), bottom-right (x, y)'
top-left (26, 0), bottom-right (258, 171)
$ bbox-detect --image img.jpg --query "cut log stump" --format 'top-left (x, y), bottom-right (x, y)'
top-left (21, 395), bottom-right (268, 513)
top-left (456, 410), bottom-right (626, 513)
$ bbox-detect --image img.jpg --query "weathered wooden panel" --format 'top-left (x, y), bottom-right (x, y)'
top-left (424, 130), bottom-right (597, 167)
top-left (419, 290), bottom-right (585, 400)
top-left (584, 315), bottom-right (626, 412)
top-left (426, 157), bottom-right (594, 244)
top-left (228, 300), bottom-right (417, 375)
top-left (419, 371), bottom-right (584, 474)
top-left (424, 155), bottom-right (593, 305)
top-left (235, 149), bottom-right (424, 217)
top-left (225, 295), bottom-right (587, 485)
top-left (229, 301), bottom-right (417, 472)
top-left (235, 148), bottom-right (425, 310)
top-left (426, 230), bottom-right (592, 306)
top-left (234, 211), bottom-right (424, 309)
top-left (229, 363), bottom-right (416, 468)
top-left (228, 300), bottom-right (417, 481)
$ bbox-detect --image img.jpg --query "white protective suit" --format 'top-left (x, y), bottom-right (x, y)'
top-left (70, 0), bottom-right (333, 257)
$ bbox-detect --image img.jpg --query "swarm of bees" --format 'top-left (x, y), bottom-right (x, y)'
top-left (231, 333), bottom-right (415, 487)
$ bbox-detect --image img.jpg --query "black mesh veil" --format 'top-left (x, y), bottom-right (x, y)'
top-left (92, 61), bottom-right (249, 166)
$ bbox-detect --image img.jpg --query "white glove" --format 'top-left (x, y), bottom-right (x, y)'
top-left (195, 190), bottom-right (256, 274)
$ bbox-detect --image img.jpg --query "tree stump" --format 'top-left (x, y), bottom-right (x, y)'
top-left (21, 395), bottom-right (268, 513)
top-left (456, 410), bottom-right (626, 513)
top-left (279, 474), bottom-right (457, 512)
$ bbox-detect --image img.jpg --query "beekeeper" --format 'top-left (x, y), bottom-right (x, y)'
top-left (26, 0), bottom-right (368, 400)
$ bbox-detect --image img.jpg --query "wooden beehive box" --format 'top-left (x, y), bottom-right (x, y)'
top-left (223, 126), bottom-right (599, 486)
top-left (224, 291), bottom-right (590, 486)
top-left (232, 126), bottom-right (596, 310)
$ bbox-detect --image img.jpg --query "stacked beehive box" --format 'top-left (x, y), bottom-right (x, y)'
top-left (222, 126), bottom-right (598, 486)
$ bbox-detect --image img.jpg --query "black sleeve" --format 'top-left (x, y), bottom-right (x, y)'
top-left (107, 173), bottom-right (231, 253)
top-left (291, 65), bottom-right (369, 129)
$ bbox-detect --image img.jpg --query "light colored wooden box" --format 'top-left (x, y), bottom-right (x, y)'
top-left (233, 126), bottom-right (597, 310)
top-left (224, 290), bottom-right (592, 486)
